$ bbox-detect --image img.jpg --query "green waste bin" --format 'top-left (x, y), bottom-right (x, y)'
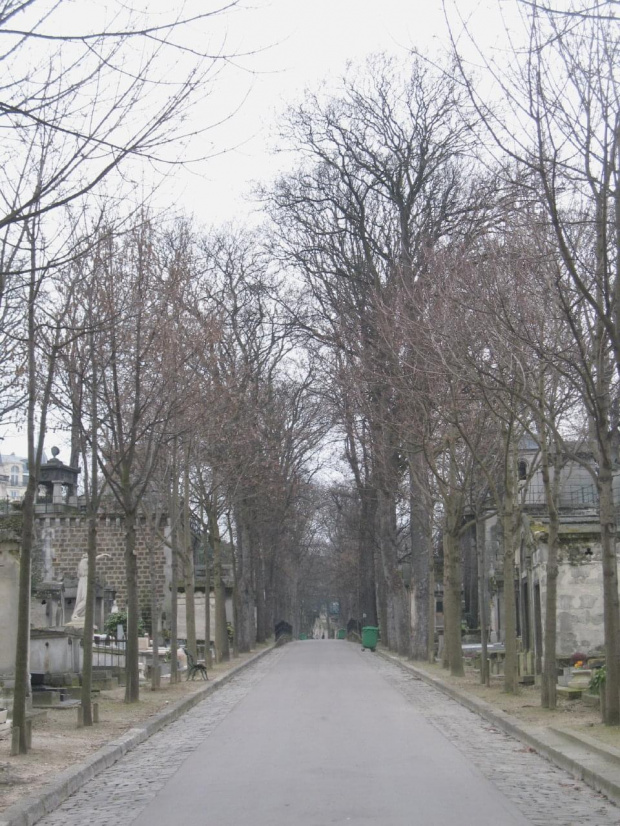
top-left (361, 626), bottom-right (379, 652)
top-left (337, 628), bottom-right (346, 640)
top-left (299, 633), bottom-right (308, 640)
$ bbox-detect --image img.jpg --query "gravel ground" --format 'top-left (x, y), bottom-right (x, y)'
top-left (407, 659), bottom-right (620, 750)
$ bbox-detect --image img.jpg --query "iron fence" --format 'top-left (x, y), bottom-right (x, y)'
top-left (521, 481), bottom-right (598, 508)
top-left (92, 636), bottom-right (126, 669)
top-left (0, 499), bottom-right (13, 516)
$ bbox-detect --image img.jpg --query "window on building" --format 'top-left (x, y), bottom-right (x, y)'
top-left (518, 459), bottom-right (528, 481)
top-left (10, 465), bottom-right (19, 485)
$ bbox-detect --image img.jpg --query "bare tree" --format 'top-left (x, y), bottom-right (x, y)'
top-left (96, 217), bottom-right (186, 702)
top-left (266, 53), bottom-right (483, 656)
top-left (448, 0), bottom-right (620, 722)
top-left (12, 210), bottom-right (87, 750)
top-left (0, 1), bottom-right (247, 235)
top-left (5, 0), bottom-right (257, 737)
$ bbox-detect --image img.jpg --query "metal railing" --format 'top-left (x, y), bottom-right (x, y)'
top-left (92, 636), bottom-right (126, 669)
top-left (521, 481), bottom-right (598, 508)
top-left (0, 499), bottom-right (14, 516)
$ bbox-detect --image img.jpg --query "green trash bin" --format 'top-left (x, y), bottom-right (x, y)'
top-left (337, 628), bottom-right (346, 640)
top-left (361, 626), bottom-right (379, 652)
top-left (299, 633), bottom-right (308, 640)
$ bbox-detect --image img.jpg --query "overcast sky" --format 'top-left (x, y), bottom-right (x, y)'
top-left (1, 0), bottom-right (516, 458)
top-left (159, 0), bottom-right (516, 226)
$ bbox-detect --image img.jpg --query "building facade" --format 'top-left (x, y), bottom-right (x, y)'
top-left (479, 438), bottom-right (619, 662)
top-left (0, 452), bottom-right (28, 503)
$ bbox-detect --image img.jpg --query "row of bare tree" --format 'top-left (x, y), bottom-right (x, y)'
top-left (259, 1), bottom-right (620, 727)
top-left (6, 212), bottom-right (329, 752)
top-left (3, 0), bottom-right (620, 757)
top-left (0, 0), bottom-right (327, 753)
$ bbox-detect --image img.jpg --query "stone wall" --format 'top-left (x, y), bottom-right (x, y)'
top-left (533, 536), bottom-right (610, 657)
top-left (0, 523), bottom-right (21, 684)
top-left (176, 591), bottom-right (233, 642)
top-left (555, 542), bottom-right (605, 656)
top-left (35, 513), bottom-right (166, 624)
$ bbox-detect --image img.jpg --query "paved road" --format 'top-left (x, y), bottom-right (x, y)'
top-left (38, 642), bottom-right (620, 826)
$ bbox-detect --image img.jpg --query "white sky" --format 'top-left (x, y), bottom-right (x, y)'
top-left (0, 0), bottom-right (516, 459)
top-left (158, 0), bottom-right (515, 226)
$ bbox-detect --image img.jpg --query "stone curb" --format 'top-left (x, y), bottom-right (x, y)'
top-left (377, 650), bottom-right (620, 808)
top-left (0, 646), bottom-right (275, 826)
top-left (548, 726), bottom-right (620, 766)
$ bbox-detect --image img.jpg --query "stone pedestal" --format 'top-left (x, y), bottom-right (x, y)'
top-left (52, 480), bottom-right (65, 505)
top-left (0, 527), bottom-right (21, 690)
top-left (30, 627), bottom-right (84, 679)
top-left (32, 581), bottom-right (66, 628)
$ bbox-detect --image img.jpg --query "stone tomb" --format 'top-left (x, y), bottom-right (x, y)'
top-left (0, 522), bottom-right (21, 694)
top-left (30, 627), bottom-right (83, 681)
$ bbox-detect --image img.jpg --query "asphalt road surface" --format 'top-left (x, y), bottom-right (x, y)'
top-left (38, 641), bottom-right (620, 826)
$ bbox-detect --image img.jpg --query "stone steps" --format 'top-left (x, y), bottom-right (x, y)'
top-left (91, 670), bottom-right (120, 690)
top-left (556, 685), bottom-right (584, 700)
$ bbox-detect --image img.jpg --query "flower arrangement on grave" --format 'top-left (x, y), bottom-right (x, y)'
top-left (570, 652), bottom-right (588, 668)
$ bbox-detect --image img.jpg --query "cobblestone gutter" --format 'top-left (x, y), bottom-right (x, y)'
top-left (0, 646), bottom-right (276, 826)
top-left (377, 649), bottom-right (620, 810)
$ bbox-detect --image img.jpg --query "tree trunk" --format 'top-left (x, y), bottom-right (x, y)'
top-left (477, 516), bottom-right (489, 686)
top-left (254, 550), bottom-right (267, 645)
top-left (598, 457), bottom-right (620, 725)
top-left (428, 550), bottom-right (436, 664)
top-left (169, 468), bottom-right (179, 683)
top-left (443, 527), bottom-right (464, 677)
top-left (540, 435), bottom-right (558, 709)
top-left (502, 483), bottom-right (519, 695)
top-left (228, 511), bottom-right (239, 658)
top-left (374, 547), bottom-right (389, 646)
top-left (234, 506), bottom-right (255, 652)
top-left (290, 571), bottom-right (300, 638)
top-left (359, 486), bottom-right (378, 626)
top-left (81, 509), bottom-right (98, 723)
top-left (264, 554), bottom-right (276, 643)
top-left (183, 553), bottom-right (197, 659)
top-left (441, 444), bottom-right (464, 677)
top-left (593, 201), bottom-right (619, 724)
top-left (409, 454), bottom-right (430, 660)
top-left (211, 508), bottom-right (230, 662)
top-left (82, 332), bottom-right (100, 720)
top-left (13, 234), bottom-right (58, 751)
top-left (13, 484), bottom-right (35, 753)
top-left (150, 530), bottom-right (161, 690)
top-left (377, 484), bottom-right (410, 656)
top-left (169, 522), bottom-right (179, 683)
top-left (183, 456), bottom-right (197, 660)
top-left (124, 506), bottom-right (140, 703)
top-left (204, 534), bottom-right (212, 667)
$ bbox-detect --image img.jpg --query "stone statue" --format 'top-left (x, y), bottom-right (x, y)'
top-left (70, 553), bottom-right (111, 623)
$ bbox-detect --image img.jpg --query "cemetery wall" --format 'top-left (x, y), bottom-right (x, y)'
top-left (35, 514), bottom-right (166, 623)
top-left (533, 537), bottom-right (608, 656)
top-left (176, 592), bottom-right (233, 642)
top-left (0, 531), bottom-right (20, 682)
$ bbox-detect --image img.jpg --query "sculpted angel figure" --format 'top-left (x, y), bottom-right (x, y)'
top-left (71, 553), bottom-right (112, 621)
